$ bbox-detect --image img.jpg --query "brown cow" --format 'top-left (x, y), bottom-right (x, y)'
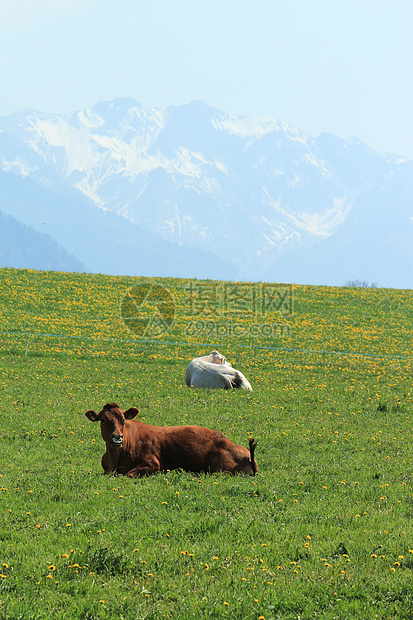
top-left (85, 402), bottom-right (258, 477)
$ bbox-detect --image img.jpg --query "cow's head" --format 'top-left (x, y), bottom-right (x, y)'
top-left (85, 402), bottom-right (139, 448)
top-left (210, 350), bottom-right (229, 366)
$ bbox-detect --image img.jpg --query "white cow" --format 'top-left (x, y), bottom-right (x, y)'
top-left (185, 351), bottom-right (252, 390)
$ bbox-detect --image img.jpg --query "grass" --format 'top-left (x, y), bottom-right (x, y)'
top-left (0, 267), bottom-right (412, 619)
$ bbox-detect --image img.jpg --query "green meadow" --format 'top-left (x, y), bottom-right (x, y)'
top-left (0, 268), bottom-right (412, 619)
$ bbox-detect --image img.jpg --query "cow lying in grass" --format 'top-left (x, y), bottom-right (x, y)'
top-left (185, 351), bottom-right (252, 390)
top-left (85, 402), bottom-right (258, 477)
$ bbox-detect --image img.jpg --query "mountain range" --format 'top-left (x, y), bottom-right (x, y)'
top-left (1, 98), bottom-right (412, 287)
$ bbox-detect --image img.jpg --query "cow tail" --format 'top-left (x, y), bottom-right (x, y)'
top-left (248, 438), bottom-right (258, 476)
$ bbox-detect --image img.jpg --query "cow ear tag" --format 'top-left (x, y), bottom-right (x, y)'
top-left (85, 410), bottom-right (99, 422)
top-left (124, 407), bottom-right (140, 420)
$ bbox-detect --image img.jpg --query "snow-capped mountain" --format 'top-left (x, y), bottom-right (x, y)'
top-left (1, 98), bottom-right (412, 287)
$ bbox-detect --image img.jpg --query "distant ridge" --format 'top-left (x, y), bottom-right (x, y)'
top-left (0, 210), bottom-right (85, 272)
top-left (1, 99), bottom-right (412, 287)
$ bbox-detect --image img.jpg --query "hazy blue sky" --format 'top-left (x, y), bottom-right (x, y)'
top-left (1, 0), bottom-right (412, 158)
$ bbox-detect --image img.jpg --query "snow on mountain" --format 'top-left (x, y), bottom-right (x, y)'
top-left (0, 99), bottom-right (412, 287)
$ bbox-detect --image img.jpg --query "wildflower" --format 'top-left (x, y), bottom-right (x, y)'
top-left (204, 563), bottom-right (209, 570)
top-left (48, 565), bottom-right (56, 571)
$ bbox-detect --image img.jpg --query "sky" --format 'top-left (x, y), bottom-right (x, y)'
top-left (1, 0), bottom-right (412, 159)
